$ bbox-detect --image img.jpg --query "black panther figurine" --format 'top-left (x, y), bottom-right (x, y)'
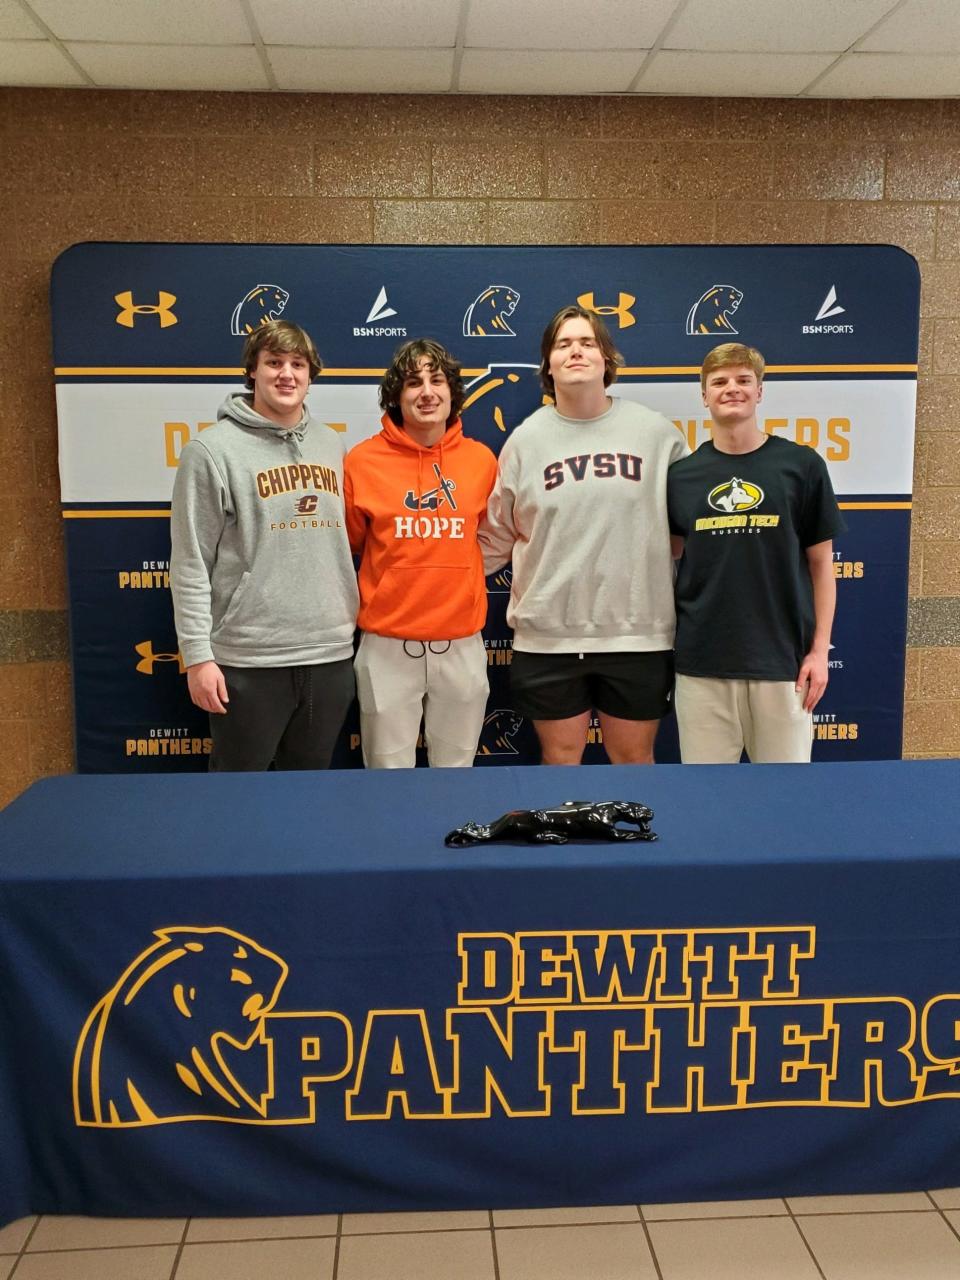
top-left (445, 800), bottom-right (656, 847)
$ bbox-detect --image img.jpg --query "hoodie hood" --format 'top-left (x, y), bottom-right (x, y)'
top-left (219, 391), bottom-right (308, 441)
top-left (378, 412), bottom-right (463, 453)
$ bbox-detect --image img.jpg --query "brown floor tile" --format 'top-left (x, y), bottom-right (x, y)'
top-left (648, 1215), bottom-right (819, 1280)
top-left (185, 1213), bottom-right (337, 1242)
top-left (495, 1222), bottom-right (657, 1280)
top-left (28, 1217), bottom-right (184, 1251)
top-left (337, 1228), bottom-right (494, 1280)
top-left (13, 1245), bottom-right (178, 1280)
top-left (175, 1236), bottom-right (335, 1280)
top-left (0, 1216), bottom-right (34, 1253)
top-left (799, 1209), bottom-right (960, 1279)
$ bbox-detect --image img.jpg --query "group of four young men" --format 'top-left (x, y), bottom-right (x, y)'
top-left (170, 307), bottom-right (843, 773)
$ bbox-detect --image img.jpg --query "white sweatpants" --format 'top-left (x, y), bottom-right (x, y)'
top-left (675, 675), bottom-right (813, 764)
top-left (354, 632), bottom-right (489, 769)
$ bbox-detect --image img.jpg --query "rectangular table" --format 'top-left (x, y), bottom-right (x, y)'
top-left (3, 760), bottom-right (960, 1228)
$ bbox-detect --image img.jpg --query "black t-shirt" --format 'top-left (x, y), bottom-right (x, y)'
top-left (667, 435), bottom-right (846, 680)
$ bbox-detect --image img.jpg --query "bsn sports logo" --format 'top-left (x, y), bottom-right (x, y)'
top-left (115, 291), bottom-right (178, 329)
top-left (354, 286), bottom-right (406, 338)
top-left (230, 284), bottom-right (290, 336)
top-left (463, 285), bottom-right (520, 337)
top-left (135, 641), bottom-right (186, 675)
top-left (404, 463), bottom-right (458, 512)
top-left (803, 286), bottom-right (854, 335)
top-left (686, 285), bottom-right (743, 336)
top-left (707, 477), bottom-right (763, 514)
top-left (577, 291), bottom-right (636, 330)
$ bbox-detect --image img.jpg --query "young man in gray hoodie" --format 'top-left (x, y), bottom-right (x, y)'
top-left (170, 320), bottom-right (359, 771)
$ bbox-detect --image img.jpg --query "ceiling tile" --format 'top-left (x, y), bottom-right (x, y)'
top-left (464, 0), bottom-right (674, 51)
top-left (250, 0), bottom-right (459, 48)
top-left (664, 0), bottom-right (899, 52)
top-left (66, 42), bottom-right (269, 89)
top-left (0, 38), bottom-right (85, 83)
top-left (859, 0), bottom-right (960, 52)
top-left (268, 46), bottom-right (454, 93)
top-left (0, 0), bottom-right (44, 39)
top-left (459, 48), bottom-right (645, 94)
top-left (807, 51), bottom-right (960, 96)
top-left (29, 0), bottom-right (248, 44)
top-left (636, 49), bottom-right (835, 95)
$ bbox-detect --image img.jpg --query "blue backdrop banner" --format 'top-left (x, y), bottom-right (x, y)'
top-left (50, 243), bottom-right (919, 771)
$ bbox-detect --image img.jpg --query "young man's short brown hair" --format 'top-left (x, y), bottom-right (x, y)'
top-left (242, 320), bottom-right (322, 388)
top-left (700, 342), bottom-right (765, 392)
top-left (539, 305), bottom-right (624, 396)
top-left (379, 338), bottom-right (465, 428)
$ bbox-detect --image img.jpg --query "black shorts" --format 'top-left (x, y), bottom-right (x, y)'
top-left (510, 650), bottom-right (674, 722)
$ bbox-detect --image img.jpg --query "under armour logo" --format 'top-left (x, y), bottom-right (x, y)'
top-left (577, 291), bottom-right (636, 330)
top-left (115, 291), bottom-right (178, 328)
top-left (135, 641), bottom-right (186, 675)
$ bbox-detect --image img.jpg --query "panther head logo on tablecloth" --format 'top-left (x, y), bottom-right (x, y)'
top-left (73, 926), bottom-right (288, 1126)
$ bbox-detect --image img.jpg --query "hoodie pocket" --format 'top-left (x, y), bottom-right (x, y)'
top-left (217, 571), bottom-right (252, 631)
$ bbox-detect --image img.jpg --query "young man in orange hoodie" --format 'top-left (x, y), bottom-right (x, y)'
top-left (344, 339), bottom-right (498, 768)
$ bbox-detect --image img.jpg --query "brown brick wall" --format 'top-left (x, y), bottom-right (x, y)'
top-left (0, 88), bottom-right (956, 800)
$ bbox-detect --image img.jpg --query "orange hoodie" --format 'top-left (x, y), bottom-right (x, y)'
top-left (344, 415), bottom-right (498, 641)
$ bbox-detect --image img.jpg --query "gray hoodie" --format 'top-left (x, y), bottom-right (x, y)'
top-left (170, 392), bottom-right (359, 669)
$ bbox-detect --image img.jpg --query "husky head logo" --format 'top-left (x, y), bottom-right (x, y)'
top-left (463, 285), bottom-right (520, 337)
top-left (708, 477), bottom-right (764, 514)
top-left (476, 709), bottom-right (524, 756)
top-left (230, 284), bottom-right (290, 336)
top-left (74, 926), bottom-right (288, 1126)
top-left (686, 285), bottom-right (743, 336)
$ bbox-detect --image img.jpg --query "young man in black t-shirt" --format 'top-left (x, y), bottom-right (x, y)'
top-left (667, 343), bottom-right (845, 764)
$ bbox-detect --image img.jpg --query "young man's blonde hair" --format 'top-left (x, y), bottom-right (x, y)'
top-left (700, 342), bottom-right (765, 392)
top-left (242, 320), bottom-right (322, 388)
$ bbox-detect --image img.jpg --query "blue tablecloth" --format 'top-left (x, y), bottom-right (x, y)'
top-left (2, 760), bottom-right (960, 1226)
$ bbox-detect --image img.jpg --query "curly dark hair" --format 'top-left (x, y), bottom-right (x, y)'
top-left (379, 338), bottom-right (465, 428)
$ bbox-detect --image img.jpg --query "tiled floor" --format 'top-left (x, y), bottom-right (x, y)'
top-left (4, 1191), bottom-right (960, 1278)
